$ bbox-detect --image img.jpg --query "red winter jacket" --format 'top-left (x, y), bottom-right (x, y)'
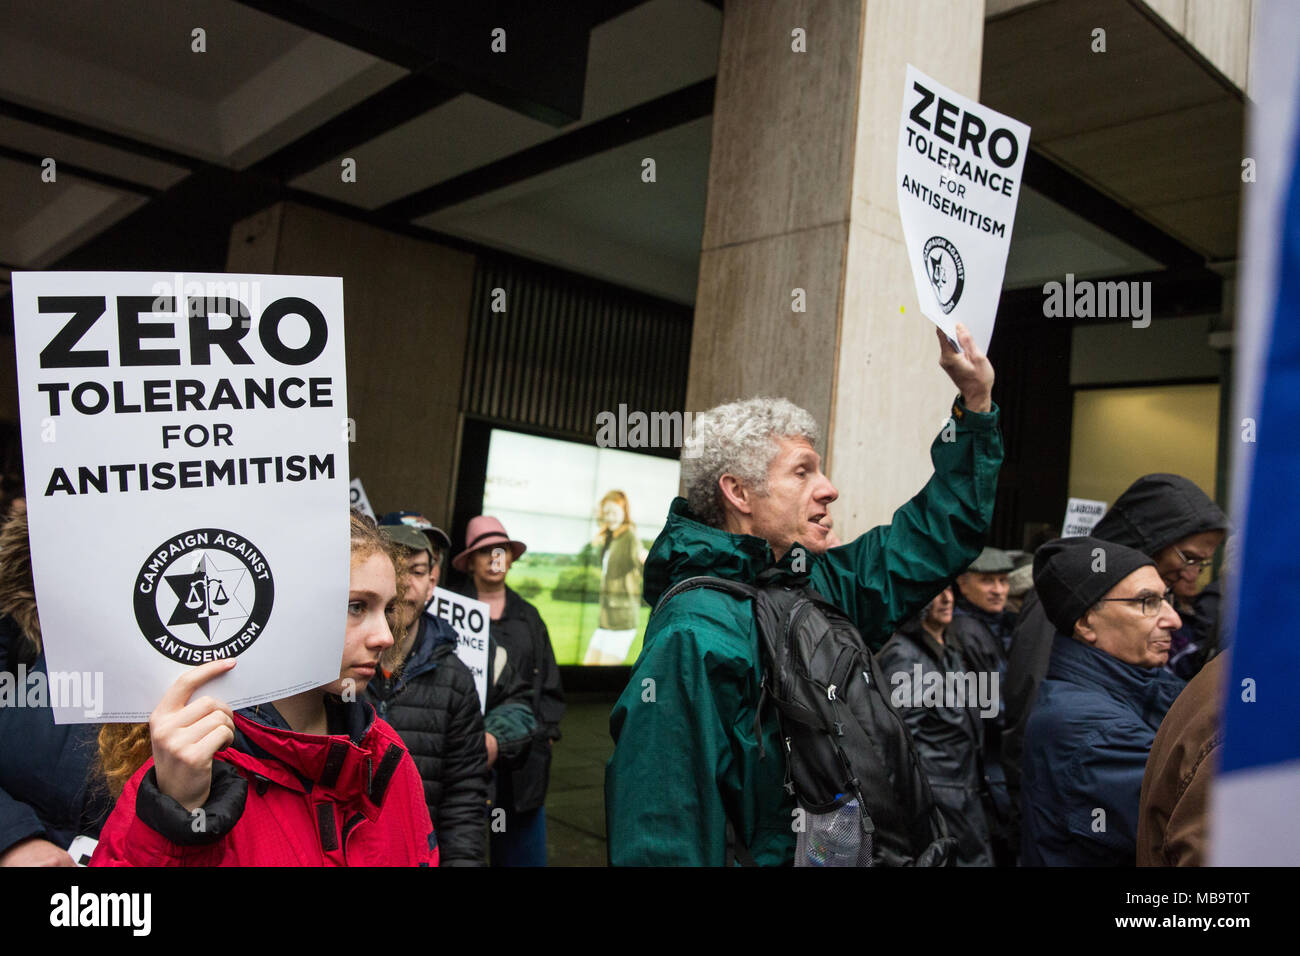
top-left (91, 701), bottom-right (438, 866)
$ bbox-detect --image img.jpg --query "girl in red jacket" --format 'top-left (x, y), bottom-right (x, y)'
top-left (91, 512), bottom-right (438, 866)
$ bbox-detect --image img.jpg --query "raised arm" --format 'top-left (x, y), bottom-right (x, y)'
top-left (812, 324), bottom-right (1002, 647)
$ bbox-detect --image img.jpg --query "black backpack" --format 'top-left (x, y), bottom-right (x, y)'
top-left (656, 573), bottom-right (955, 867)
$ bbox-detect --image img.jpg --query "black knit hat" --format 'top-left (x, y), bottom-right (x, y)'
top-left (1033, 536), bottom-right (1156, 636)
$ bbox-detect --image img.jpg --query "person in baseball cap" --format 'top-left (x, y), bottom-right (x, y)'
top-left (379, 511), bottom-right (452, 604)
top-left (1019, 536), bottom-right (1185, 866)
top-left (378, 511), bottom-right (452, 555)
top-left (371, 518), bottom-right (490, 865)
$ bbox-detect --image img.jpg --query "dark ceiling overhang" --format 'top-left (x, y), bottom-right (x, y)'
top-left (234, 0), bottom-right (638, 126)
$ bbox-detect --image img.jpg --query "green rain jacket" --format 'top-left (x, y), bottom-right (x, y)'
top-left (605, 400), bottom-right (1003, 866)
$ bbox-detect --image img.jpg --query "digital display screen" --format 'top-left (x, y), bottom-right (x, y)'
top-left (482, 429), bottom-right (681, 665)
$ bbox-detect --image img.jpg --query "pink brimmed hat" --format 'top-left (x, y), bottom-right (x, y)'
top-left (452, 515), bottom-right (527, 573)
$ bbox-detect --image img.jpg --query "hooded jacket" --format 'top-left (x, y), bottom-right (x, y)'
top-left (0, 502), bottom-right (111, 859)
top-left (366, 612), bottom-right (489, 865)
top-left (1003, 475), bottom-right (1226, 799)
top-left (877, 618), bottom-right (995, 866)
top-left (1020, 634), bottom-right (1184, 866)
top-left (605, 400), bottom-right (1002, 866)
top-left (90, 698), bottom-right (437, 866)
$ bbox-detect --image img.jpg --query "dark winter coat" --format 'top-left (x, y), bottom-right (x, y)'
top-left (0, 620), bottom-right (111, 857)
top-left (91, 699), bottom-right (437, 866)
top-left (366, 613), bottom-right (490, 866)
top-left (1020, 634), bottom-right (1184, 866)
top-left (458, 584), bottom-right (565, 815)
top-left (877, 619), bottom-right (995, 866)
top-left (948, 596), bottom-right (1016, 860)
top-left (0, 502), bottom-right (111, 859)
top-left (949, 599), bottom-right (1015, 688)
top-left (1002, 474), bottom-right (1226, 801)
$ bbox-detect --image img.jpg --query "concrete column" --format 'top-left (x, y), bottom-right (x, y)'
top-left (226, 202), bottom-right (476, 526)
top-left (686, 0), bottom-right (986, 536)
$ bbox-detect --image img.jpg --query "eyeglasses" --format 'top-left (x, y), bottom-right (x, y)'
top-left (1172, 545), bottom-right (1214, 572)
top-left (1097, 589), bottom-right (1176, 616)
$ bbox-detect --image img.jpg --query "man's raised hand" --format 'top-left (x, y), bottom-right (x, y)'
top-left (149, 659), bottom-right (237, 811)
top-left (937, 322), bottom-right (994, 413)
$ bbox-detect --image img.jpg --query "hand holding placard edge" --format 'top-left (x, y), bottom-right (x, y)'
top-left (149, 659), bottom-right (237, 811)
top-left (938, 322), bottom-right (994, 413)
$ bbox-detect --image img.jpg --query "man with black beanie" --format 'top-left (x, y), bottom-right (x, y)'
top-left (1020, 536), bottom-right (1185, 866)
top-left (1002, 474), bottom-right (1226, 811)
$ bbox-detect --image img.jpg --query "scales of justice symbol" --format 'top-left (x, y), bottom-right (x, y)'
top-left (186, 571), bottom-right (229, 615)
top-left (163, 553), bottom-right (251, 643)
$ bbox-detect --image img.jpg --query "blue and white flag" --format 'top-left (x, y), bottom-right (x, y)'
top-left (1211, 0), bottom-right (1300, 865)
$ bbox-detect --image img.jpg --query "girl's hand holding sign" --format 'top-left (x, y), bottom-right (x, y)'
top-left (149, 659), bottom-right (237, 811)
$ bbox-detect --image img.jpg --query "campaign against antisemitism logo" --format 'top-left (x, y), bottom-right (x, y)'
top-left (896, 64), bottom-right (1030, 353)
top-left (922, 236), bottom-right (965, 314)
top-left (134, 529), bottom-right (274, 665)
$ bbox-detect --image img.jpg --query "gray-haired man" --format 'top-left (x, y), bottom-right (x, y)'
top-left (606, 324), bottom-right (1005, 865)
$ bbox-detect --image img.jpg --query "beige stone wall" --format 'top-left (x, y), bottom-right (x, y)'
top-left (227, 202), bottom-right (475, 526)
top-left (688, 0), bottom-right (986, 538)
top-left (1141, 0), bottom-right (1254, 93)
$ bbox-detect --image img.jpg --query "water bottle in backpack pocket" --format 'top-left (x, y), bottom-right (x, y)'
top-left (796, 796), bottom-right (875, 866)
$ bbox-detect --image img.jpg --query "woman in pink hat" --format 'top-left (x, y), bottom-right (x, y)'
top-left (452, 516), bottom-right (564, 867)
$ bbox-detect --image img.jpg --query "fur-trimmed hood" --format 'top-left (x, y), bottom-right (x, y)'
top-left (0, 499), bottom-right (40, 656)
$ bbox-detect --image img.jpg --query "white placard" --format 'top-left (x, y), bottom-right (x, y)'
top-left (349, 477), bottom-right (375, 519)
top-left (427, 587), bottom-right (489, 713)
top-left (1062, 498), bottom-right (1108, 538)
top-left (897, 64), bottom-right (1031, 353)
top-left (12, 272), bottom-right (350, 722)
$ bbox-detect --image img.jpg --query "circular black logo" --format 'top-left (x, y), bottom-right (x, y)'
top-left (922, 236), bottom-right (965, 314)
top-left (134, 529), bottom-right (274, 664)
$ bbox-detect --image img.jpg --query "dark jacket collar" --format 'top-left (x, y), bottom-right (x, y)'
top-left (954, 593), bottom-right (1013, 629)
top-left (896, 617), bottom-right (950, 664)
top-left (1045, 632), bottom-right (1184, 726)
top-left (399, 614), bottom-right (458, 684)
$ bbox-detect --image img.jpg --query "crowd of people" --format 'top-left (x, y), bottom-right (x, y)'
top-left (1, 323), bottom-right (1234, 866)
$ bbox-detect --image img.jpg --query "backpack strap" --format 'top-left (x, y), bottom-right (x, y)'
top-left (652, 575), bottom-right (760, 616)
top-left (725, 816), bottom-right (758, 867)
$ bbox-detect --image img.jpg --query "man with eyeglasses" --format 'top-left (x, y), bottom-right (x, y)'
top-left (1002, 474), bottom-right (1226, 821)
top-left (1019, 536), bottom-right (1185, 866)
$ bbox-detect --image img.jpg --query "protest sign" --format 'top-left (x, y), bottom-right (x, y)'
top-left (428, 587), bottom-right (489, 712)
top-left (11, 272), bottom-right (350, 722)
top-left (349, 477), bottom-right (375, 519)
top-left (1062, 497), bottom-right (1108, 537)
top-left (897, 64), bottom-right (1031, 353)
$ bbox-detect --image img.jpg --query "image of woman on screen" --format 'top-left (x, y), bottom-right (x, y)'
top-left (583, 490), bottom-right (648, 665)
